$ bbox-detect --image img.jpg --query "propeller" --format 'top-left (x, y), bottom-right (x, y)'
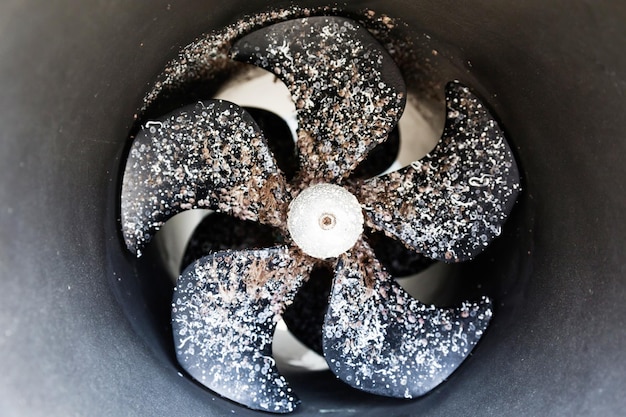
top-left (121, 15), bottom-right (520, 414)
top-left (172, 247), bottom-right (311, 413)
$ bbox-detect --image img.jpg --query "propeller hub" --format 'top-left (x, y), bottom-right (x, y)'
top-left (287, 183), bottom-right (364, 259)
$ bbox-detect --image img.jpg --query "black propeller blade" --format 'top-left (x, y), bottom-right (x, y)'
top-left (324, 240), bottom-right (492, 398)
top-left (172, 247), bottom-right (311, 413)
top-left (232, 16), bottom-right (406, 183)
top-left (121, 100), bottom-right (286, 256)
top-left (359, 81), bottom-right (521, 262)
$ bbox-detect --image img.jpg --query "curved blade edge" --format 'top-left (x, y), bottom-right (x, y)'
top-left (172, 246), bottom-right (310, 413)
top-left (121, 100), bottom-right (286, 255)
top-left (323, 240), bottom-right (492, 398)
top-left (360, 81), bottom-right (521, 262)
top-left (232, 16), bottom-right (406, 182)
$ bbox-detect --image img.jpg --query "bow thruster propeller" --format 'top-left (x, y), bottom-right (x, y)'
top-left (232, 16), bottom-right (406, 183)
top-left (121, 100), bottom-right (286, 255)
top-left (324, 240), bottom-right (492, 398)
top-left (121, 14), bottom-right (521, 415)
top-left (172, 247), bottom-right (311, 413)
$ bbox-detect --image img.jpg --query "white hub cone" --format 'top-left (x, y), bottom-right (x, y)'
top-left (287, 183), bottom-right (364, 259)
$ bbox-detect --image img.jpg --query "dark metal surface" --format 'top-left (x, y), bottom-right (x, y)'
top-left (1, 1), bottom-right (625, 416)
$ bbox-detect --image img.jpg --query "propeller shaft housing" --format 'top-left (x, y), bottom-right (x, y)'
top-left (287, 183), bottom-right (364, 259)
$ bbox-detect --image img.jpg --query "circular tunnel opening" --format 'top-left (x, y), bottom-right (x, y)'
top-left (107, 7), bottom-right (533, 414)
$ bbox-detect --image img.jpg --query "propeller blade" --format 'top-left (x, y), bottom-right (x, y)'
top-left (121, 100), bottom-right (287, 255)
top-left (172, 247), bottom-right (311, 413)
top-left (358, 81), bottom-right (521, 262)
top-left (180, 211), bottom-right (279, 272)
top-left (232, 16), bottom-right (406, 183)
top-left (323, 240), bottom-right (492, 398)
